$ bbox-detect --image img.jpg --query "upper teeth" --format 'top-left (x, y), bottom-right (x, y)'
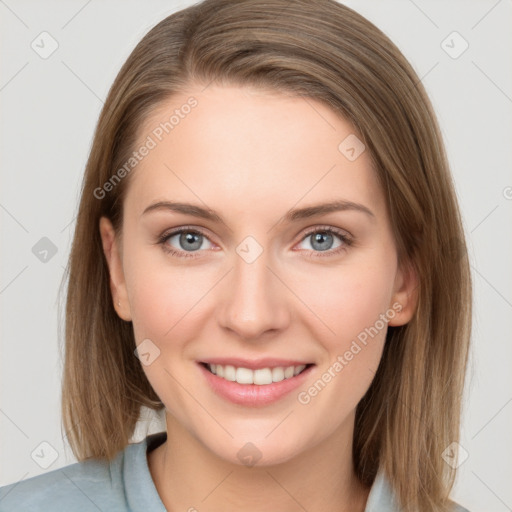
top-left (208, 364), bottom-right (307, 385)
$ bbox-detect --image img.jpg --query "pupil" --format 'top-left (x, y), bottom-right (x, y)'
top-left (312, 232), bottom-right (332, 251)
top-left (181, 232), bottom-right (202, 251)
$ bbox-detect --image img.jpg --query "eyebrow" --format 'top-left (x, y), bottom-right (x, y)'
top-left (141, 199), bottom-right (375, 223)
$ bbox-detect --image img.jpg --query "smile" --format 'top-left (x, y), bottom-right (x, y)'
top-left (198, 361), bottom-right (315, 407)
top-left (204, 363), bottom-right (309, 385)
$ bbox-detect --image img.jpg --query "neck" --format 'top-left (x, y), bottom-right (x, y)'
top-left (147, 412), bottom-right (370, 512)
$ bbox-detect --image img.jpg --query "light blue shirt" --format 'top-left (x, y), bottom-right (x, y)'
top-left (0, 431), bottom-right (470, 511)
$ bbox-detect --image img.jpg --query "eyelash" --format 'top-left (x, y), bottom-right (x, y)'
top-left (157, 225), bottom-right (353, 259)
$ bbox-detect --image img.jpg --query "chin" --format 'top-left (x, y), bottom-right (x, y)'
top-left (207, 435), bottom-right (307, 469)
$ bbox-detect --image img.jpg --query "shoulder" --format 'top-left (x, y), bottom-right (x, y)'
top-left (0, 449), bottom-right (127, 512)
top-left (0, 432), bottom-right (167, 512)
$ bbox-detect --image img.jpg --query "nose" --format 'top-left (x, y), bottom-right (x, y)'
top-left (217, 244), bottom-right (291, 340)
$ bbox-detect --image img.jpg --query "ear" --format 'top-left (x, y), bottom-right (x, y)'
top-left (387, 259), bottom-right (419, 327)
top-left (99, 216), bottom-right (132, 322)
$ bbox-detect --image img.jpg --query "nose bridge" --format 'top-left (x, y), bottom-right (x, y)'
top-left (218, 235), bottom-right (289, 338)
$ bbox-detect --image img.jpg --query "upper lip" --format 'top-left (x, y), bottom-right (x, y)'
top-left (199, 358), bottom-right (314, 370)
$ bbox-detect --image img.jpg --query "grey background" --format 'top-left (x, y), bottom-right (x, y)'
top-left (1, 1), bottom-right (511, 510)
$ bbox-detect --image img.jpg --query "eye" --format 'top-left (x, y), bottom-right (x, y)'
top-left (157, 225), bottom-right (353, 259)
top-left (158, 227), bottom-right (214, 258)
top-left (296, 226), bottom-right (353, 257)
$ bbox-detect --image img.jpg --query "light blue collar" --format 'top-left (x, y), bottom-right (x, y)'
top-left (125, 432), bottom-right (401, 511)
top-left (364, 467), bottom-right (401, 511)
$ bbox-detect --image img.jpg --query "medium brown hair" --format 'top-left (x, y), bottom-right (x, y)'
top-left (60, 1), bottom-right (472, 510)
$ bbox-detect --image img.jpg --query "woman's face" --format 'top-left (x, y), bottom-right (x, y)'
top-left (100, 83), bottom-right (417, 466)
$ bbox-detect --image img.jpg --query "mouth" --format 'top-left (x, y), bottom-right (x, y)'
top-left (199, 362), bottom-right (314, 385)
top-left (197, 360), bottom-right (316, 407)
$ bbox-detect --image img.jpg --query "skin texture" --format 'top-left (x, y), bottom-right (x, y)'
top-left (99, 84), bottom-right (418, 512)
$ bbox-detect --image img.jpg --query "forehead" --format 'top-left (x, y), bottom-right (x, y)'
top-left (124, 84), bottom-right (385, 221)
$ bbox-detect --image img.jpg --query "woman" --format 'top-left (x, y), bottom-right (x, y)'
top-left (0, 0), bottom-right (472, 510)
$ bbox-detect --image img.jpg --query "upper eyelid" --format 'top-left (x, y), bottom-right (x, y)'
top-left (301, 225), bottom-right (351, 238)
top-left (162, 225), bottom-right (216, 243)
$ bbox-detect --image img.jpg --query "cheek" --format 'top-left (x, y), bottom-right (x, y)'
top-left (290, 254), bottom-right (396, 407)
top-left (293, 258), bottom-right (396, 345)
top-left (124, 244), bottom-right (213, 342)
top-left (126, 273), bottom-right (173, 343)
top-left (124, 255), bottom-right (209, 415)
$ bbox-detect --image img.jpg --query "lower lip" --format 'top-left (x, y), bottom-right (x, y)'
top-left (198, 363), bottom-right (314, 407)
